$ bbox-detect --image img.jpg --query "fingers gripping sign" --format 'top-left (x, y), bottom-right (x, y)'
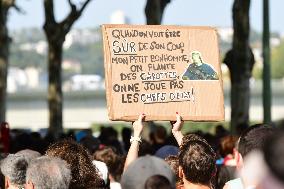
top-left (171, 112), bottom-right (184, 132)
top-left (132, 114), bottom-right (146, 138)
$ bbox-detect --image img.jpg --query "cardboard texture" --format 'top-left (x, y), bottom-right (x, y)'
top-left (102, 24), bottom-right (224, 121)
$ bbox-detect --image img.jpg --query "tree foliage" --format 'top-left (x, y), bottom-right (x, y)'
top-left (271, 40), bottom-right (284, 79)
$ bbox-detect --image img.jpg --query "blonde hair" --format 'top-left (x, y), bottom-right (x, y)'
top-left (191, 51), bottom-right (203, 63)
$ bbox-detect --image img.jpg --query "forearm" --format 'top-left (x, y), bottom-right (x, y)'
top-left (172, 130), bottom-right (184, 146)
top-left (123, 140), bottom-right (140, 172)
top-left (124, 114), bottom-right (145, 172)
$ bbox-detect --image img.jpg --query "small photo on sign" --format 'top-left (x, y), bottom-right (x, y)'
top-left (182, 51), bottom-right (219, 80)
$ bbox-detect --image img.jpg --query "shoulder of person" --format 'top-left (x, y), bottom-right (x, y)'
top-left (202, 63), bottom-right (215, 71)
top-left (188, 63), bottom-right (195, 68)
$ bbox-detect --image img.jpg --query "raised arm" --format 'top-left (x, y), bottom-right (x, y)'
top-left (171, 113), bottom-right (184, 146)
top-left (123, 114), bottom-right (145, 172)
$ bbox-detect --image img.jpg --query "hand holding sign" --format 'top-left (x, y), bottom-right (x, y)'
top-left (171, 113), bottom-right (184, 132)
top-left (132, 114), bottom-right (146, 138)
top-left (171, 113), bottom-right (184, 146)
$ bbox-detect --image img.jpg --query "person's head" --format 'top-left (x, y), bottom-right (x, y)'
top-left (26, 156), bottom-right (71, 189)
top-left (219, 135), bottom-right (238, 158)
top-left (215, 124), bottom-right (228, 138)
top-left (144, 175), bottom-right (172, 189)
top-left (93, 146), bottom-right (124, 182)
top-left (138, 139), bottom-right (154, 156)
top-left (263, 131), bottom-right (284, 185)
top-left (153, 125), bottom-right (167, 144)
top-left (46, 139), bottom-right (105, 189)
top-left (155, 145), bottom-right (179, 159)
top-left (122, 127), bottom-right (131, 141)
top-left (179, 140), bottom-right (216, 187)
top-left (16, 149), bottom-right (41, 161)
top-left (0, 149), bottom-right (40, 189)
top-left (165, 155), bottom-right (182, 187)
top-left (191, 51), bottom-right (203, 64)
top-left (122, 127), bottom-right (132, 151)
top-left (236, 122), bottom-right (249, 136)
top-left (79, 135), bottom-right (101, 154)
top-left (121, 155), bottom-right (175, 189)
top-left (236, 124), bottom-right (275, 169)
top-left (180, 133), bottom-right (207, 151)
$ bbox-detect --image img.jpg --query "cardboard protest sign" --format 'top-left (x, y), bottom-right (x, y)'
top-left (102, 24), bottom-right (224, 121)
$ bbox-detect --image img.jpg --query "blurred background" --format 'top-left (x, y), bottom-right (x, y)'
top-left (1, 0), bottom-right (283, 135)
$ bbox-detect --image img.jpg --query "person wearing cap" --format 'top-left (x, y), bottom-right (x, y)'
top-left (121, 155), bottom-right (176, 189)
top-left (0, 149), bottom-right (40, 189)
top-left (155, 145), bottom-right (179, 159)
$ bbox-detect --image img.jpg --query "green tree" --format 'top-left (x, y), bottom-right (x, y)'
top-left (271, 40), bottom-right (284, 79)
top-left (10, 47), bottom-right (46, 69)
top-left (64, 42), bottom-right (104, 76)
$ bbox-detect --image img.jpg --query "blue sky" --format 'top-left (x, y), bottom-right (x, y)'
top-left (8, 0), bottom-right (284, 34)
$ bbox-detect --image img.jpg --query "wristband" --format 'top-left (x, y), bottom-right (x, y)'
top-left (130, 136), bottom-right (142, 144)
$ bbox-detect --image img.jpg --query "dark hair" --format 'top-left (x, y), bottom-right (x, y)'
top-left (154, 126), bottom-right (167, 141)
top-left (180, 133), bottom-right (207, 151)
top-left (238, 124), bottom-right (275, 158)
top-left (46, 139), bottom-right (105, 189)
top-left (263, 131), bottom-right (284, 182)
top-left (138, 139), bottom-right (154, 156)
top-left (79, 134), bottom-right (101, 154)
top-left (93, 146), bottom-right (125, 181)
top-left (122, 127), bottom-right (132, 152)
top-left (165, 155), bottom-right (182, 186)
top-left (144, 175), bottom-right (172, 189)
top-left (216, 165), bottom-right (236, 189)
top-left (179, 140), bottom-right (216, 186)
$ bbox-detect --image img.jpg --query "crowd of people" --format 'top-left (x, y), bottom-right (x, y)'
top-left (0, 114), bottom-right (284, 189)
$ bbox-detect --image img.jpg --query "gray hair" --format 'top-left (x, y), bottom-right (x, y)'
top-left (0, 149), bottom-right (41, 187)
top-left (16, 149), bottom-right (41, 160)
top-left (26, 156), bottom-right (71, 189)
